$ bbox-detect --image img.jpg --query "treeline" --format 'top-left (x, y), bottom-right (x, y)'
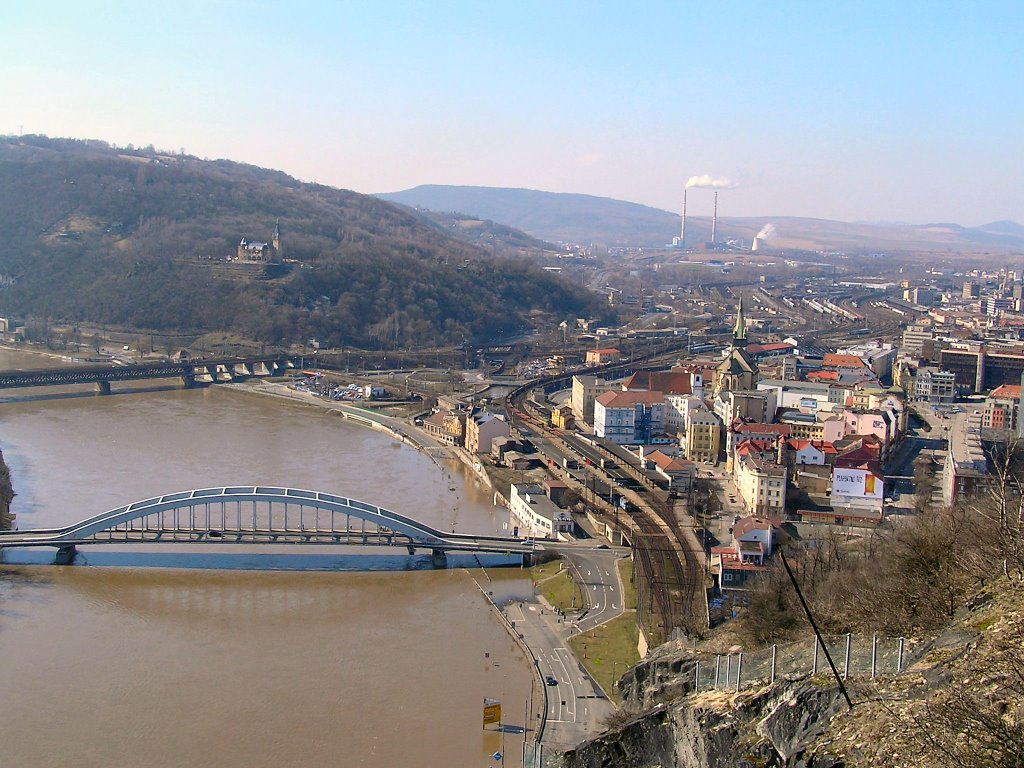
top-left (0, 136), bottom-right (604, 347)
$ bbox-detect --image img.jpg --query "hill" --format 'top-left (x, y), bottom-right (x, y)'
top-left (380, 184), bottom-right (1024, 254)
top-left (0, 137), bottom-right (602, 348)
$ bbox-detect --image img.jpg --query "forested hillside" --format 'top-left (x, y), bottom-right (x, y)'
top-left (0, 137), bottom-right (601, 347)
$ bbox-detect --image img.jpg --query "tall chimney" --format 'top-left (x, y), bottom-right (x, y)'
top-left (680, 188), bottom-right (687, 245)
top-left (711, 190), bottom-right (718, 244)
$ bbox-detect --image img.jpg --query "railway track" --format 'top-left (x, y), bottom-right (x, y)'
top-left (506, 374), bottom-right (705, 637)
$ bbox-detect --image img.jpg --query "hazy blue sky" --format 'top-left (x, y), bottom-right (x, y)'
top-left (4, 1), bottom-right (1021, 225)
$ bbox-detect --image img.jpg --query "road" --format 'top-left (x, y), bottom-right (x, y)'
top-left (552, 543), bottom-right (630, 633)
top-left (501, 544), bottom-right (626, 753)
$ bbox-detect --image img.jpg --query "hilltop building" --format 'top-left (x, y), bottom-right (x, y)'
top-left (237, 219), bottom-right (282, 262)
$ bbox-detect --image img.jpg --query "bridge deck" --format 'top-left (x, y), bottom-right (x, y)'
top-left (0, 486), bottom-right (533, 556)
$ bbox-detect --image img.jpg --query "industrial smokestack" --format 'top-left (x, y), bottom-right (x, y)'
top-left (680, 188), bottom-right (687, 245)
top-left (711, 190), bottom-right (718, 244)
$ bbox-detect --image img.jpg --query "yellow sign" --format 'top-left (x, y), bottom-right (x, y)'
top-left (482, 698), bottom-right (501, 727)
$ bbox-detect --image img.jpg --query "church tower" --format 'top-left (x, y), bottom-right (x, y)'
top-left (272, 218), bottom-right (282, 260)
top-left (714, 297), bottom-right (758, 397)
top-left (732, 296), bottom-right (747, 346)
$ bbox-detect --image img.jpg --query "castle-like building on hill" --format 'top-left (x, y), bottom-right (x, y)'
top-left (236, 219), bottom-right (282, 262)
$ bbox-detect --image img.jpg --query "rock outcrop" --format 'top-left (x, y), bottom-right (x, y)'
top-left (564, 679), bottom-right (848, 768)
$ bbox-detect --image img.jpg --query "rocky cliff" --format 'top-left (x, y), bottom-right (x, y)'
top-left (564, 585), bottom-right (1024, 768)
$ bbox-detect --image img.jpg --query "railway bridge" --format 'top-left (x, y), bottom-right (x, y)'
top-left (0, 486), bottom-right (533, 567)
top-left (0, 355), bottom-right (301, 393)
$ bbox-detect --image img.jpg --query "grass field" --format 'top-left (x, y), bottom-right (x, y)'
top-left (568, 612), bottom-right (641, 703)
top-left (529, 559), bottom-right (584, 613)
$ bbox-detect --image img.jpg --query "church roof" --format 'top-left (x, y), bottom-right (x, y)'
top-left (718, 346), bottom-right (756, 374)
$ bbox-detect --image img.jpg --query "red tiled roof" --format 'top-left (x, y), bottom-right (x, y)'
top-left (623, 370), bottom-right (694, 395)
top-left (823, 353), bottom-right (867, 369)
top-left (596, 390), bottom-right (665, 407)
top-left (745, 342), bottom-right (795, 355)
top-left (732, 422), bottom-right (792, 436)
top-left (733, 515), bottom-right (773, 538)
top-left (787, 438), bottom-right (838, 454)
top-left (989, 384), bottom-right (1022, 401)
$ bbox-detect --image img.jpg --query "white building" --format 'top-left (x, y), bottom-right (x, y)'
top-left (508, 483), bottom-right (572, 539)
top-left (734, 449), bottom-right (788, 517)
top-left (593, 390), bottom-right (666, 444)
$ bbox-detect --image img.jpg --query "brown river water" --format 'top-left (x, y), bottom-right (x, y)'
top-left (0, 349), bottom-right (533, 768)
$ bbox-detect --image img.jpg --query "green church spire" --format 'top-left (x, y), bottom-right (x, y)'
top-left (733, 297), bottom-right (747, 344)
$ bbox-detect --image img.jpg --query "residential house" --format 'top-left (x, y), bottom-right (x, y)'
top-left (711, 516), bottom-right (777, 592)
top-left (423, 409), bottom-right (465, 447)
top-left (465, 411), bottom-right (510, 454)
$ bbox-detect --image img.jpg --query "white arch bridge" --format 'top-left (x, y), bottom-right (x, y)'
top-left (0, 486), bottom-right (534, 567)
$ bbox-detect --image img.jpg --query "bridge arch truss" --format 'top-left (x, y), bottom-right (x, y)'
top-left (16, 487), bottom-right (465, 550)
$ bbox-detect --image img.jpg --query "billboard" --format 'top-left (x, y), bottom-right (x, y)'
top-left (483, 698), bottom-right (501, 727)
top-left (832, 468), bottom-right (884, 500)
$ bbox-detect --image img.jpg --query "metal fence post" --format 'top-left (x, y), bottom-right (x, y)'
top-left (812, 638), bottom-right (819, 675)
top-left (715, 655), bottom-right (721, 688)
top-left (736, 652), bottom-right (743, 692)
top-left (844, 633), bottom-right (851, 679)
top-left (897, 637), bottom-right (905, 673)
top-left (871, 634), bottom-right (878, 679)
top-left (695, 660), bottom-right (700, 693)
top-left (726, 654), bottom-right (732, 688)
top-left (771, 644), bottom-right (777, 684)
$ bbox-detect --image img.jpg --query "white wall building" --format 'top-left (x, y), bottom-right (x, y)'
top-left (508, 483), bottom-right (572, 539)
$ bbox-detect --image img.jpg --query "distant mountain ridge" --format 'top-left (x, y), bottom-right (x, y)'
top-left (381, 184), bottom-right (1024, 253)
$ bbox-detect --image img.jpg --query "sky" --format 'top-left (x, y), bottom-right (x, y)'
top-left (3, 1), bottom-right (1022, 226)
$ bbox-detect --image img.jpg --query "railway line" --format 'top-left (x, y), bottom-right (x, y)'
top-left (503, 348), bottom-right (706, 637)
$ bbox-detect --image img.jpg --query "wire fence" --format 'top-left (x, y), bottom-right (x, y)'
top-left (692, 633), bottom-right (912, 693)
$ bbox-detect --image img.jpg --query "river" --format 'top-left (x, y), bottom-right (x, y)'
top-left (0, 350), bottom-right (534, 768)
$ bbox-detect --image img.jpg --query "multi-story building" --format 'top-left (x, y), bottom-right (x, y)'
top-left (943, 413), bottom-right (989, 506)
top-left (734, 451), bottom-right (788, 518)
top-left (901, 322), bottom-right (935, 358)
top-left (913, 367), bottom-right (956, 402)
top-left (940, 344), bottom-right (1024, 393)
top-left (776, 410), bottom-right (846, 442)
top-left (713, 389), bottom-right (776, 428)
top-left (465, 411), bottom-right (509, 454)
top-left (593, 390), bottom-right (666, 444)
top-left (570, 375), bottom-right (606, 426)
top-left (984, 297), bottom-right (1015, 317)
top-left (423, 409), bottom-right (465, 446)
top-left (585, 348), bottom-right (621, 366)
top-left (983, 384), bottom-right (1020, 431)
top-left (684, 408), bottom-right (722, 463)
top-left (508, 483), bottom-right (572, 539)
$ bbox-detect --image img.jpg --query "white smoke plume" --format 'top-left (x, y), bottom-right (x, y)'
top-left (685, 174), bottom-right (736, 190)
top-left (755, 223), bottom-right (777, 240)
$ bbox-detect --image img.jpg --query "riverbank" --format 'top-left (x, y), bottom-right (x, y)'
top-left (229, 379), bottom-right (456, 469)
